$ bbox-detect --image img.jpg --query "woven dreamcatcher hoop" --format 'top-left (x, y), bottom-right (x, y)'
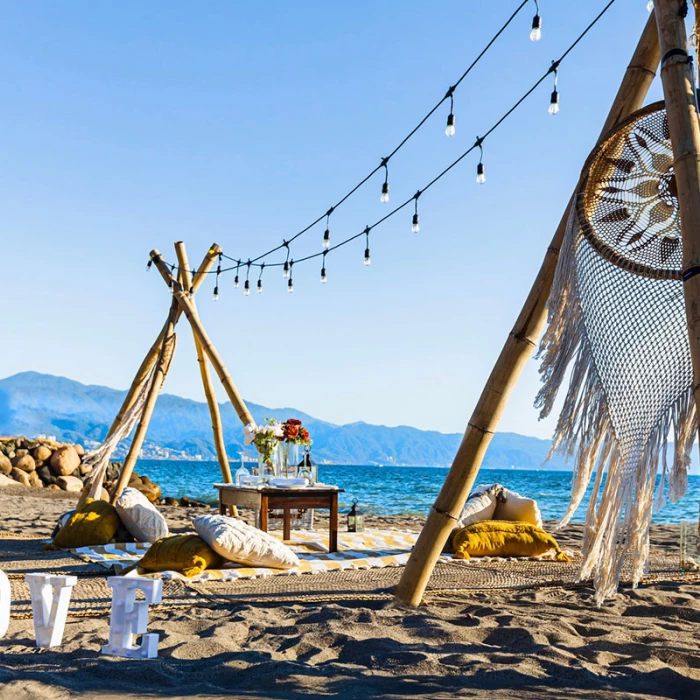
top-left (536, 101), bottom-right (695, 603)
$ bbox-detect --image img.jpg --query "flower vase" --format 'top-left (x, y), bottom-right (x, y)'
top-left (277, 443), bottom-right (299, 478)
top-left (258, 447), bottom-right (277, 481)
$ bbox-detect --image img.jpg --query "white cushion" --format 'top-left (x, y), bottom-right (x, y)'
top-left (457, 486), bottom-right (498, 528)
top-left (193, 514), bottom-right (300, 570)
top-left (115, 487), bottom-right (169, 543)
top-left (493, 487), bottom-right (543, 527)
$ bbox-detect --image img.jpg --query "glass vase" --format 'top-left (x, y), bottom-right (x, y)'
top-left (258, 446), bottom-right (278, 481)
top-left (277, 443), bottom-right (299, 478)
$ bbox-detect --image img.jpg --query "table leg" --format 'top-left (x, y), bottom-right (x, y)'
top-left (260, 496), bottom-right (269, 532)
top-left (329, 493), bottom-right (338, 553)
top-left (283, 508), bottom-right (291, 541)
top-left (219, 497), bottom-right (226, 516)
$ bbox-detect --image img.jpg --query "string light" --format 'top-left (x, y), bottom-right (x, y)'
top-left (322, 208), bottom-right (332, 249)
top-left (234, 259), bottom-right (241, 288)
top-left (244, 259), bottom-right (252, 296)
top-left (530, 1), bottom-right (542, 42)
top-left (288, 260), bottom-right (294, 291)
top-left (321, 251), bottom-right (328, 284)
top-left (646, 0), bottom-right (654, 11)
top-left (445, 88), bottom-right (456, 137)
top-left (169, 264), bottom-right (175, 293)
top-left (476, 139), bottom-right (486, 184)
top-left (146, 258), bottom-right (153, 271)
top-left (549, 62), bottom-right (560, 115)
top-left (189, 268), bottom-right (195, 299)
top-left (412, 192), bottom-right (421, 233)
top-left (380, 159), bottom-right (390, 203)
top-left (363, 227), bottom-right (372, 266)
top-left (257, 263), bottom-right (265, 293)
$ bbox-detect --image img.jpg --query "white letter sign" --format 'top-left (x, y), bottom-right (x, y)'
top-left (0, 570), bottom-right (10, 639)
top-left (101, 576), bottom-right (162, 659)
top-left (25, 573), bottom-right (77, 648)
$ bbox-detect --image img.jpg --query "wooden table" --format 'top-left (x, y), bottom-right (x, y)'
top-left (215, 485), bottom-right (345, 552)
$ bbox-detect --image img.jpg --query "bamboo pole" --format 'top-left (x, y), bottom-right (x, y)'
top-left (394, 13), bottom-right (662, 606)
top-left (175, 242), bottom-right (238, 516)
top-left (654, 0), bottom-right (700, 444)
top-left (150, 251), bottom-right (255, 428)
top-left (105, 244), bottom-right (223, 439)
top-left (111, 323), bottom-right (178, 502)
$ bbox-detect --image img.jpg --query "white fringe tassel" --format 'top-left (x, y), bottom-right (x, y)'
top-left (536, 209), bottom-right (695, 605)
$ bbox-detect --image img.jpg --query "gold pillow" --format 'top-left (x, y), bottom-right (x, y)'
top-left (131, 534), bottom-right (223, 577)
top-left (452, 520), bottom-right (570, 562)
top-left (51, 499), bottom-right (121, 549)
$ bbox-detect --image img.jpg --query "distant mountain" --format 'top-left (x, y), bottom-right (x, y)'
top-left (0, 371), bottom-right (573, 468)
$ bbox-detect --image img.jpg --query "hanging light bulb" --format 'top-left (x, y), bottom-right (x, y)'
top-left (530, 2), bottom-right (542, 42)
top-left (257, 279), bottom-right (263, 294)
top-left (548, 63), bottom-right (560, 115)
top-left (412, 192), bottom-right (421, 233)
top-left (412, 213), bottom-right (420, 233)
top-left (288, 278), bottom-right (294, 293)
top-left (364, 247), bottom-right (371, 266)
top-left (445, 89), bottom-right (456, 137)
top-left (476, 162), bottom-right (486, 184)
top-left (283, 260), bottom-right (290, 279)
top-left (213, 285), bottom-right (219, 301)
top-left (234, 260), bottom-right (241, 288)
top-left (322, 209), bottom-right (332, 249)
top-left (380, 159), bottom-right (390, 203)
top-left (380, 181), bottom-right (390, 204)
top-left (549, 89), bottom-right (560, 115)
top-left (321, 251), bottom-right (328, 283)
top-left (146, 258), bottom-right (153, 271)
top-left (244, 280), bottom-right (250, 296)
top-left (646, 0), bottom-right (654, 11)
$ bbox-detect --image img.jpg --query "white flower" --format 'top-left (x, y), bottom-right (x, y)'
top-left (243, 422), bottom-right (257, 446)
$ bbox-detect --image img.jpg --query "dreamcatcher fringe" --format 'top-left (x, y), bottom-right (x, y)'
top-left (535, 210), bottom-right (695, 605)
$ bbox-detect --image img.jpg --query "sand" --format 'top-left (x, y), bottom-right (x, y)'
top-left (1, 487), bottom-right (699, 699)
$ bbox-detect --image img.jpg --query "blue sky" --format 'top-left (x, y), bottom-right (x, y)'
top-left (0, 1), bottom-right (663, 438)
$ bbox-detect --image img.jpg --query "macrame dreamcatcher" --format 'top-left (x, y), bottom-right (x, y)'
top-left (536, 101), bottom-right (696, 603)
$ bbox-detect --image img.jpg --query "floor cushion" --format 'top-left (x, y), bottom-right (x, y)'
top-left (493, 487), bottom-right (543, 527)
top-left (193, 513), bottom-right (301, 569)
top-left (129, 534), bottom-right (223, 577)
top-left (457, 485), bottom-right (500, 528)
top-left (50, 499), bottom-right (121, 549)
top-left (115, 487), bottom-right (169, 543)
top-left (452, 521), bottom-right (569, 561)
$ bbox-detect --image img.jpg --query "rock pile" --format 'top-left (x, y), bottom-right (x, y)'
top-left (0, 437), bottom-right (164, 503)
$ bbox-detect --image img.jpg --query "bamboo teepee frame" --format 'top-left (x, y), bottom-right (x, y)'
top-left (80, 241), bottom-right (254, 509)
top-left (395, 11), bottom-right (666, 606)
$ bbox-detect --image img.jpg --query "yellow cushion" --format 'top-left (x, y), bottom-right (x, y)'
top-left (51, 499), bottom-right (121, 549)
top-left (452, 520), bottom-right (570, 561)
top-left (132, 534), bottom-right (224, 577)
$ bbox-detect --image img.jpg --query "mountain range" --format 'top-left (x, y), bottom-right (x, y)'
top-left (0, 371), bottom-right (575, 468)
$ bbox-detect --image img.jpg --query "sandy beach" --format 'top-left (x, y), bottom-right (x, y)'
top-left (0, 487), bottom-right (698, 699)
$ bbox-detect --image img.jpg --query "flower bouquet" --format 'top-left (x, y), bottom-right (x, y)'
top-left (278, 418), bottom-right (312, 478)
top-left (243, 419), bottom-right (284, 478)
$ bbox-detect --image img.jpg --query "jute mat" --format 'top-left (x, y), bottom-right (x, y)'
top-left (4, 533), bottom-right (697, 619)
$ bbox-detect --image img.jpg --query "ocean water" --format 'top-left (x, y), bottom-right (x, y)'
top-left (136, 460), bottom-right (700, 524)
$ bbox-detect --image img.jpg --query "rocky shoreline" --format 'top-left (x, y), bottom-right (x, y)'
top-left (0, 436), bottom-right (173, 505)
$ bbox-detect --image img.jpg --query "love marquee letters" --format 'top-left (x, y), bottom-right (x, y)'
top-left (0, 570), bottom-right (161, 657)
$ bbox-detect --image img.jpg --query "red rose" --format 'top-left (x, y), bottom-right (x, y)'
top-left (287, 418), bottom-right (302, 426)
top-left (285, 424), bottom-right (300, 440)
top-left (300, 428), bottom-right (310, 442)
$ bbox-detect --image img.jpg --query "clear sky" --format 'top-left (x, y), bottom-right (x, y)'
top-left (0, 1), bottom-right (663, 438)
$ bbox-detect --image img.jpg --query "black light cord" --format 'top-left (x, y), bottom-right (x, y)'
top-left (155, 0), bottom-right (617, 278)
